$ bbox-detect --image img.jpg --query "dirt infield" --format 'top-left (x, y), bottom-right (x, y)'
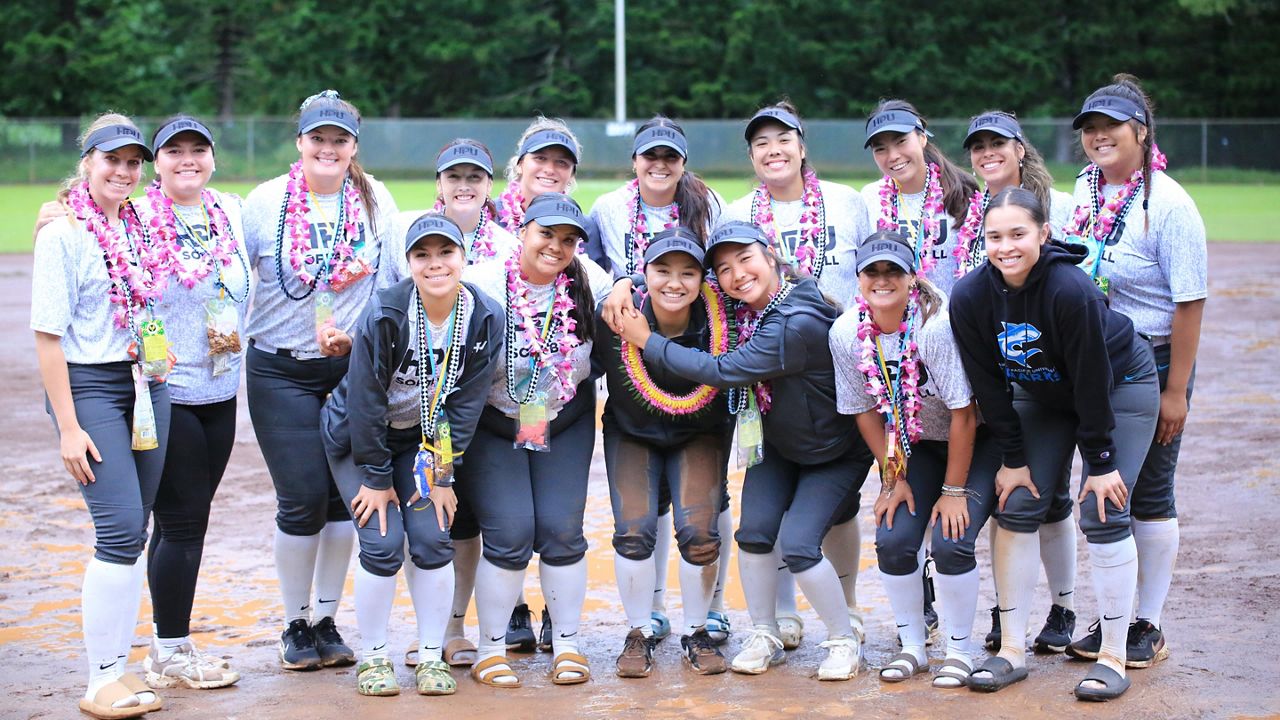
top-left (1, 245), bottom-right (1277, 720)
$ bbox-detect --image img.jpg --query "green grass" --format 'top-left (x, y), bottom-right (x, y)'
top-left (7, 177), bottom-right (1276, 252)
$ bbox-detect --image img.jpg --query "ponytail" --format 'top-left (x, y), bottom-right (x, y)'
top-left (675, 171), bottom-right (717, 245)
top-left (563, 257), bottom-right (596, 344)
top-left (347, 155), bottom-right (379, 238)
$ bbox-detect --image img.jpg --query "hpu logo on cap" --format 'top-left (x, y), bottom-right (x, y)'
top-left (319, 109), bottom-right (346, 119)
top-left (973, 116), bottom-right (999, 128)
top-left (649, 128), bottom-right (678, 139)
top-left (455, 145), bottom-right (480, 156)
top-left (547, 132), bottom-right (572, 144)
top-left (871, 242), bottom-right (897, 253)
top-left (555, 202), bottom-right (578, 215)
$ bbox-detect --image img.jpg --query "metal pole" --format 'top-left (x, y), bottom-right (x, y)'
top-left (615, 0), bottom-right (625, 125)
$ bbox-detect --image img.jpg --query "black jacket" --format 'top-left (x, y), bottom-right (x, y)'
top-left (321, 279), bottom-right (504, 490)
top-left (948, 241), bottom-right (1144, 475)
top-left (641, 277), bottom-right (855, 465)
top-left (593, 291), bottom-right (732, 447)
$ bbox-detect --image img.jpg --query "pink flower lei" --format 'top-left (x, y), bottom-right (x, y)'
top-left (732, 279), bottom-right (794, 414)
top-left (66, 182), bottom-right (173, 330)
top-left (432, 198), bottom-right (497, 263)
top-left (952, 189), bottom-right (988, 279)
top-left (498, 182), bottom-right (526, 235)
top-left (625, 177), bottom-right (679, 274)
top-left (144, 181), bottom-right (237, 289)
top-left (504, 247), bottom-right (580, 403)
top-left (876, 162), bottom-right (945, 275)
top-left (854, 289), bottom-right (924, 445)
top-left (284, 160), bottom-right (363, 287)
top-left (750, 169), bottom-right (826, 277)
top-left (1066, 144), bottom-right (1169, 244)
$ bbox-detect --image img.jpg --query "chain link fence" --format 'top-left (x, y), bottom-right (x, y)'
top-left (2, 116), bottom-right (1276, 183)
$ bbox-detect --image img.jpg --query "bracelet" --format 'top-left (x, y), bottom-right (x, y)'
top-left (941, 484), bottom-right (979, 500)
top-left (879, 481), bottom-right (896, 496)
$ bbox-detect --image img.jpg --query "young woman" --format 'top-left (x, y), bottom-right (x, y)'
top-left (949, 187), bottom-right (1160, 701)
top-left (722, 101), bottom-right (874, 651)
top-left (459, 193), bottom-right (614, 687)
top-left (395, 139), bottom-right (518, 670)
top-left (133, 117), bottom-right (248, 691)
top-left (1062, 74), bottom-right (1207, 668)
top-left (861, 99), bottom-right (979, 296)
top-left (320, 214), bottom-right (504, 697)
top-left (829, 231), bottom-right (999, 688)
top-left (589, 117), bottom-right (731, 645)
top-left (496, 118), bottom-right (582, 234)
top-left (960, 111), bottom-right (1079, 655)
top-left (617, 221), bottom-right (865, 681)
top-left (32, 115), bottom-right (170, 719)
top-left (595, 228), bottom-right (731, 677)
top-left (240, 90), bottom-right (401, 672)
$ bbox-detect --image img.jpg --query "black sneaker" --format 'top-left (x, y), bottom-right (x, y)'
top-left (1033, 604), bottom-right (1077, 653)
top-left (681, 628), bottom-right (727, 675)
top-left (312, 616), bottom-right (356, 667)
top-left (616, 628), bottom-right (655, 678)
top-left (1066, 619), bottom-right (1102, 661)
top-left (537, 606), bottom-right (553, 652)
top-left (1125, 619), bottom-right (1169, 668)
top-left (505, 603), bottom-right (536, 653)
top-left (984, 605), bottom-right (1002, 651)
top-left (279, 619), bottom-right (323, 671)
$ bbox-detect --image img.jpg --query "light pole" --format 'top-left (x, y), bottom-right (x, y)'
top-left (606, 0), bottom-right (635, 137)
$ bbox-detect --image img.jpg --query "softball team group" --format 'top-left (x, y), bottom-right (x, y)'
top-left (31, 71), bottom-right (1206, 718)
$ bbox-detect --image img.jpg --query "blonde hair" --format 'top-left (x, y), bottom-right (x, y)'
top-left (504, 116), bottom-right (581, 194)
top-left (57, 112), bottom-right (142, 205)
top-left (914, 276), bottom-right (945, 326)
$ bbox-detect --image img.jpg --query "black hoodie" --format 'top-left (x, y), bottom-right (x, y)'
top-left (641, 277), bottom-right (856, 465)
top-left (949, 241), bottom-right (1144, 475)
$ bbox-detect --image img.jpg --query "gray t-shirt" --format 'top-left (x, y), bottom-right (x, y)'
top-left (722, 180), bottom-right (870, 309)
top-left (860, 180), bottom-right (965, 296)
top-left (142, 191), bottom-right (252, 404)
top-left (830, 306), bottom-right (973, 443)
top-left (1068, 170), bottom-right (1208, 337)
top-left (387, 286), bottom-right (477, 427)
top-left (960, 187), bottom-right (1075, 276)
top-left (589, 183), bottom-right (724, 276)
top-left (31, 217), bottom-right (137, 363)
top-left (463, 253), bottom-right (613, 420)
top-left (242, 173), bottom-right (401, 352)
top-left (395, 209), bottom-right (519, 265)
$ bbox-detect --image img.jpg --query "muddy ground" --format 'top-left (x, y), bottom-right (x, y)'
top-left (1, 245), bottom-right (1277, 720)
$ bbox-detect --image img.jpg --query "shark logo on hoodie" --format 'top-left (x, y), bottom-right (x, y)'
top-left (998, 322), bottom-right (1043, 367)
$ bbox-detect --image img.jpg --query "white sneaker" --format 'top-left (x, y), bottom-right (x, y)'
top-left (849, 610), bottom-right (866, 643)
top-left (144, 642), bottom-right (240, 689)
top-left (817, 635), bottom-right (863, 681)
top-left (731, 627), bottom-right (785, 675)
top-left (776, 613), bottom-right (804, 650)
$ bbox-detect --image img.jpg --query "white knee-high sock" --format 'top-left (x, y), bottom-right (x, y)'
top-left (1038, 516), bottom-right (1077, 611)
top-left (709, 508), bottom-right (733, 613)
top-left (993, 526), bottom-right (1040, 668)
top-left (354, 565), bottom-right (396, 661)
top-left (475, 558), bottom-right (525, 661)
top-left (1089, 537), bottom-right (1138, 670)
top-left (738, 549), bottom-right (780, 630)
top-left (274, 529), bottom-right (320, 623)
top-left (793, 558), bottom-right (854, 639)
top-left (881, 567), bottom-right (927, 660)
top-left (409, 562), bottom-right (455, 663)
top-left (652, 511), bottom-right (673, 614)
top-left (540, 558), bottom-right (587, 656)
top-left (822, 517), bottom-right (861, 610)
top-left (82, 558), bottom-right (135, 700)
top-left (614, 555), bottom-right (656, 634)
top-left (313, 520), bottom-right (354, 621)
top-left (115, 558), bottom-right (147, 672)
top-left (678, 558), bottom-right (717, 634)
top-left (447, 537), bottom-right (481, 639)
top-left (774, 566), bottom-right (798, 616)
top-left (1133, 518), bottom-right (1179, 628)
top-left (935, 567), bottom-right (980, 662)
top-left (987, 529), bottom-right (999, 606)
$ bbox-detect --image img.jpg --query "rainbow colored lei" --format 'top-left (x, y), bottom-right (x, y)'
top-left (621, 283), bottom-right (728, 415)
top-left (876, 162), bottom-right (946, 274)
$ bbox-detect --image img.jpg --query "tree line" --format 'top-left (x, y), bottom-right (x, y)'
top-left (3, 0), bottom-right (1277, 121)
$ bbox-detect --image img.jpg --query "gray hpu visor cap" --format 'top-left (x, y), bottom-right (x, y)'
top-left (405, 213), bottom-right (465, 254)
top-left (633, 125), bottom-right (688, 158)
top-left (519, 129), bottom-right (580, 164)
top-left (81, 125), bottom-right (154, 161)
top-left (437, 140), bottom-right (494, 175)
top-left (744, 107), bottom-right (803, 142)
top-left (864, 109), bottom-right (933, 148)
top-left (298, 99), bottom-right (360, 137)
top-left (704, 221), bottom-right (768, 269)
top-left (521, 192), bottom-right (587, 234)
top-left (963, 113), bottom-right (1025, 149)
top-left (643, 227), bottom-right (705, 266)
top-left (1072, 94), bottom-right (1147, 129)
top-left (855, 235), bottom-right (916, 274)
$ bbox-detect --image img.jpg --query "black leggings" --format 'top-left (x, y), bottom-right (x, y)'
top-left (147, 399), bottom-right (237, 639)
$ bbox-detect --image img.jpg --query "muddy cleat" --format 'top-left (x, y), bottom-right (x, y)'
top-left (817, 635), bottom-right (862, 681)
top-left (1034, 604), bottom-right (1077, 653)
top-left (615, 628), bottom-right (654, 678)
top-left (312, 616), bottom-right (356, 667)
top-left (680, 628), bottom-right (727, 675)
top-left (1066, 619), bottom-right (1103, 661)
top-left (505, 603), bottom-right (536, 652)
top-left (145, 642), bottom-right (240, 689)
top-left (731, 626), bottom-right (785, 675)
top-left (279, 619), bottom-right (323, 671)
top-left (1125, 619), bottom-right (1169, 668)
top-left (537, 606), bottom-right (553, 652)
